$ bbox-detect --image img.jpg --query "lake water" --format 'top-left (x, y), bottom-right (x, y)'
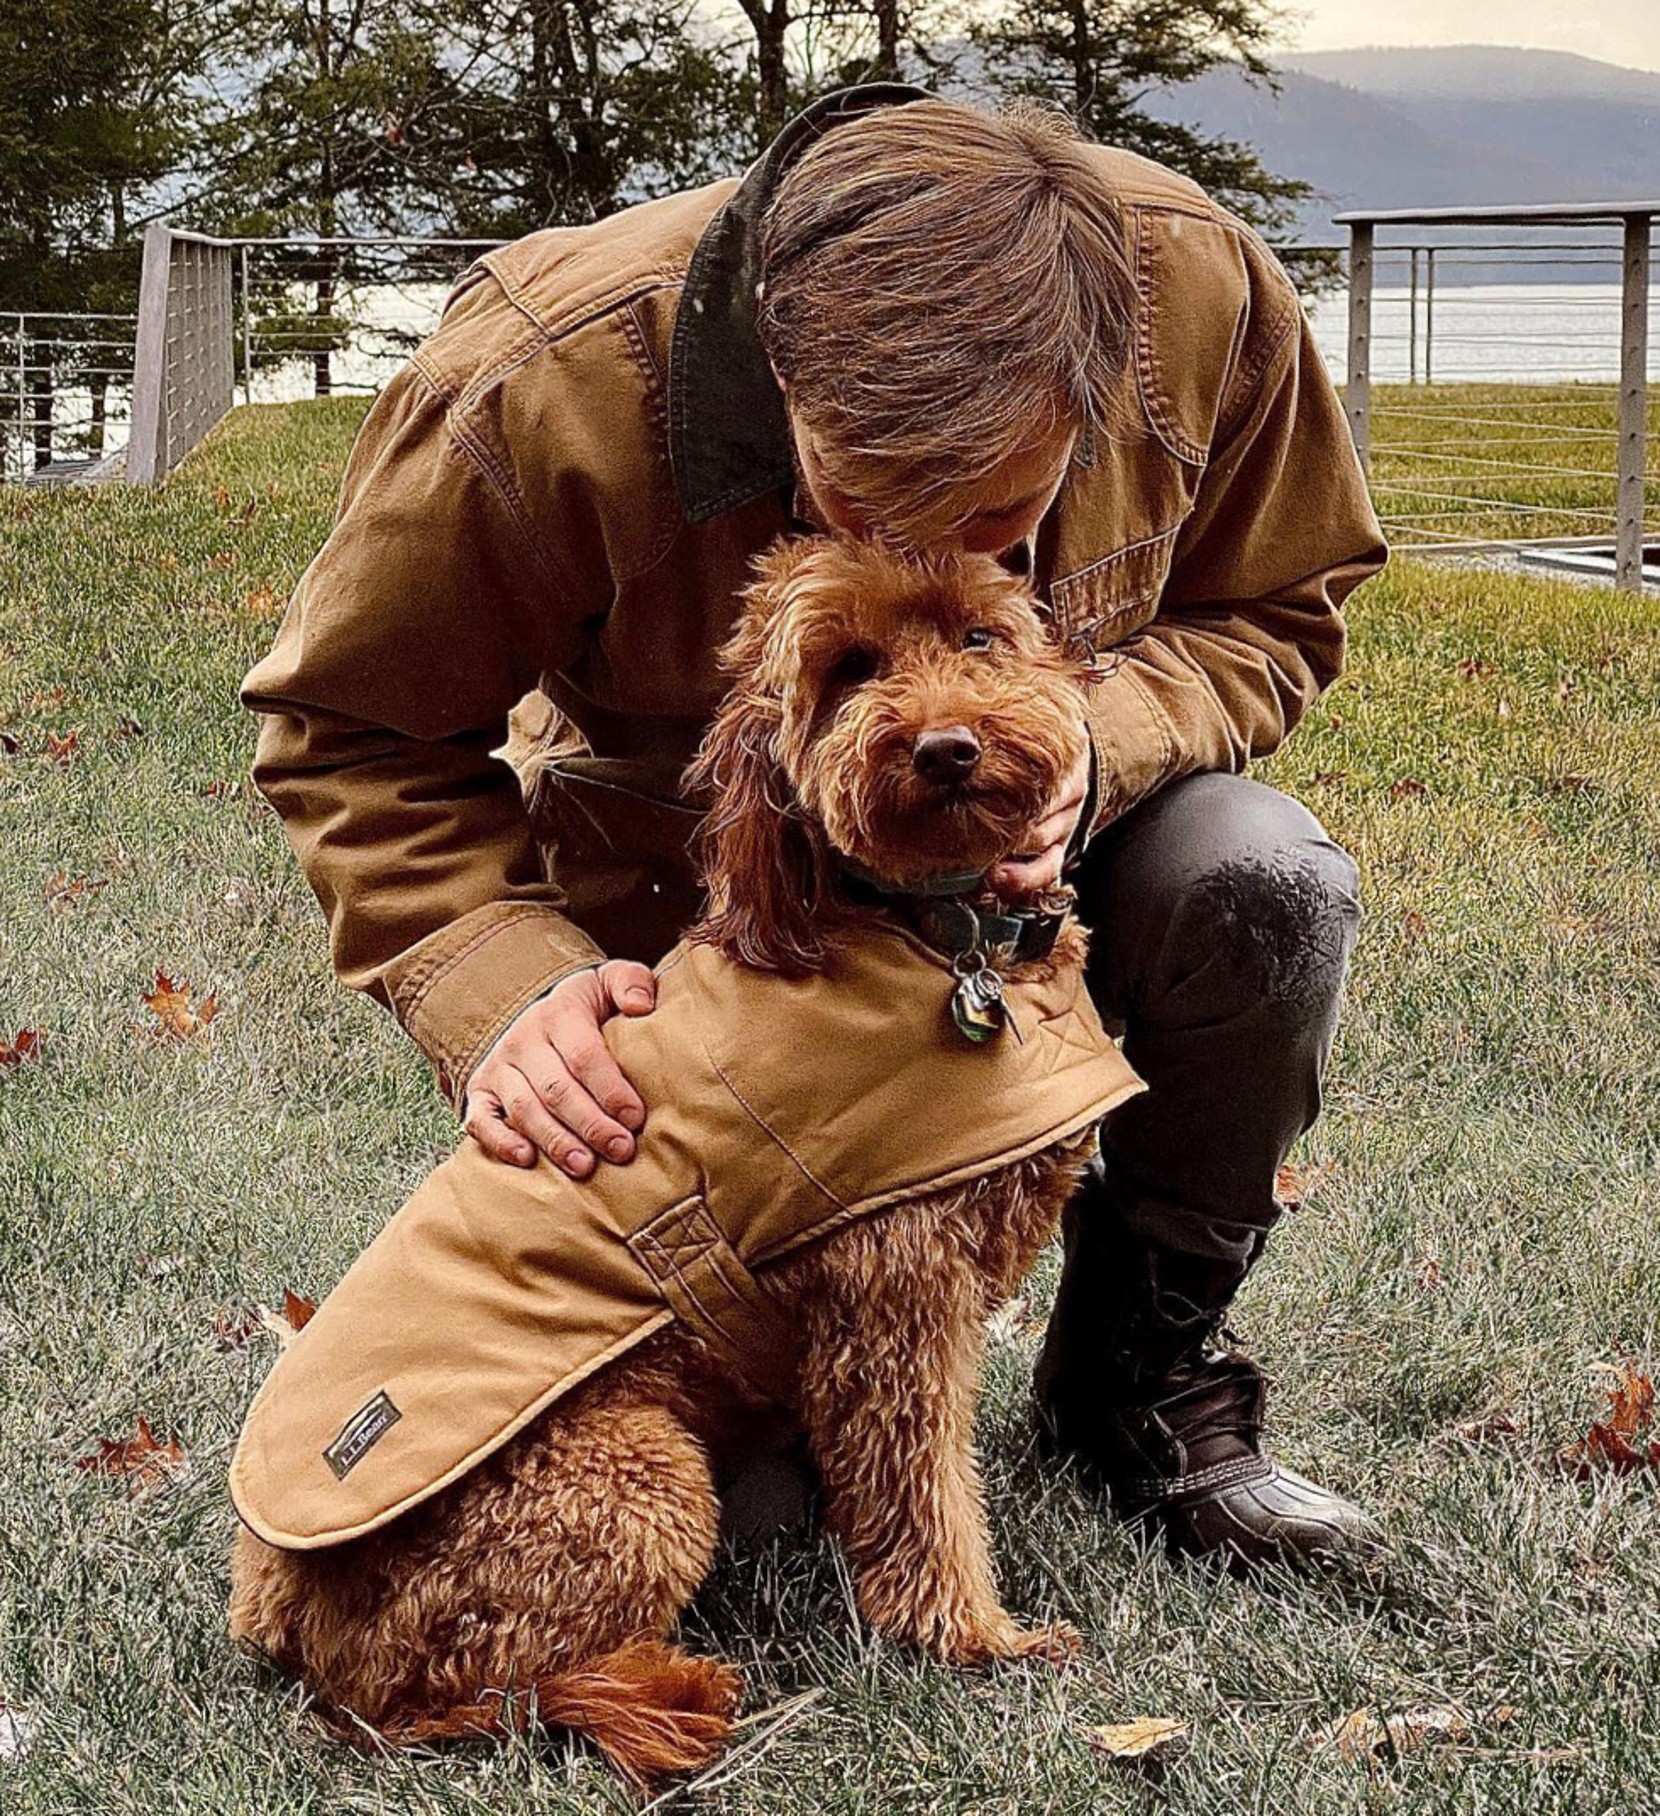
top-left (1305, 283), bottom-right (1656, 386)
top-left (263, 280), bottom-right (1654, 398)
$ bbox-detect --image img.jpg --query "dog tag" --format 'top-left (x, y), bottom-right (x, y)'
top-left (952, 964), bottom-right (1006, 1043)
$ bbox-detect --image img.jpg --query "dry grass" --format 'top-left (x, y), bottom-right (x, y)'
top-left (1, 399), bottom-right (1657, 1813)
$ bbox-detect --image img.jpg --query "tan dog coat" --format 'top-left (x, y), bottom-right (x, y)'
top-left (230, 927), bottom-right (1143, 1550)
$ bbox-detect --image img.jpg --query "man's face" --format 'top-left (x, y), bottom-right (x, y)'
top-left (788, 409), bottom-right (1076, 557)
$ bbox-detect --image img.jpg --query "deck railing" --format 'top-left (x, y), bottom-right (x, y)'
top-left (1338, 201), bottom-right (1656, 591)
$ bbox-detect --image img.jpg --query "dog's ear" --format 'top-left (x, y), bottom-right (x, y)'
top-left (684, 543), bottom-right (840, 974)
top-left (684, 680), bottom-right (837, 974)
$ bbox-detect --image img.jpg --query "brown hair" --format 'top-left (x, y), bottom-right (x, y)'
top-left (756, 97), bottom-right (1134, 545)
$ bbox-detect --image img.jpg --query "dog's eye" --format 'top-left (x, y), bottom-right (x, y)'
top-left (830, 646), bottom-right (879, 687)
top-left (962, 627), bottom-right (1000, 651)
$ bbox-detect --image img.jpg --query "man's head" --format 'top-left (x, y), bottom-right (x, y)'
top-left (756, 97), bottom-right (1134, 552)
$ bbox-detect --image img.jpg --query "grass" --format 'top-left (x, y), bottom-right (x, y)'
top-left (2, 397), bottom-right (1659, 1814)
top-left (1367, 380), bottom-right (1660, 547)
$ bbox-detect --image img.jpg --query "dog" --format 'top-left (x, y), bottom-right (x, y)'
top-left (229, 534), bottom-right (1128, 1783)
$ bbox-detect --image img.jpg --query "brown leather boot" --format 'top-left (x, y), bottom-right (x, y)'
top-left (1033, 1193), bottom-right (1375, 1574)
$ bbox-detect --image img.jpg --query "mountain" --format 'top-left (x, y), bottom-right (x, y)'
top-left (1139, 46), bottom-right (1660, 249)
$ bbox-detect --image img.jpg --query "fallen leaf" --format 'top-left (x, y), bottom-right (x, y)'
top-left (114, 714), bottom-right (145, 738)
top-left (0, 1028), bottom-right (45, 1069)
top-left (1599, 1359), bottom-right (1655, 1437)
top-left (213, 485), bottom-right (231, 510)
top-left (45, 730), bottom-right (79, 767)
top-left (1312, 770), bottom-right (1347, 787)
top-left (281, 1287), bottom-right (317, 1331)
top-left (210, 1304), bottom-right (264, 1351)
top-left (1388, 778), bottom-right (1428, 800)
top-left (1275, 1159), bottom-right (1338, 1213)
top-left (44, 871), bottom-right (108, 913)
top-left (1449, 1412), bottom-right (1522, 1446)
top-left (0, 1701), bottom-right (40, 1760)
top-left (244, 585), bottom-right (280, 618)
top-left (1402, 910), bottom-right (1429, 940)
top-left (1415, 1256), bottom-right (1443, 1291)
top-left (142, 971), bottom-right (219, 1039)
top-left (1554, 676), bottom-right (1576, 703)
top-left (1556, 1360), bottom-right (1660, 1479)
top-left (1548, 773), bottom-right (1598, 795)
top-left (1456, 656), bottom-right (1496, 680)
top-left (1314, 1704), bottom-right (1512, 1766)
top-left (75, 1417), bottom-right (190, 1496)
top-left (1086, 1715), bottom-right (1190, 1763)
top-left (258, 1288), bottom-right (317, 1347)
top-left (201, 779), bottom-right (235, 799)
top-left (1521, 818), bottom-right (1550, 841)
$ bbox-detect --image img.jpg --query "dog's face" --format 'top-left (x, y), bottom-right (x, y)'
top-left (688, 537), bottom-right (1091, 971)
top-left (754, 539), bottom-right (1089, 884)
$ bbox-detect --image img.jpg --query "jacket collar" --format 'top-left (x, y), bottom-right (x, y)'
top-left (668, 83), bottom-right (933, 525)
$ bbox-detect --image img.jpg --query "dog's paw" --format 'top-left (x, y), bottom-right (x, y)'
top-left (939, 1616), bottom-right (1082, 1669)
top-left (1000, 1620), bottom-right (1083, 1667)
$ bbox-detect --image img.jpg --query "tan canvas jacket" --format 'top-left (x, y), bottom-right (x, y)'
top-left (230, 925), bottom-right (1144, 1548)
top-left (240, 85), bottom-right (1387, 1111)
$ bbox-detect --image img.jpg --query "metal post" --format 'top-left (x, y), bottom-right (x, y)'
top-left (240, 243), bottom-right (252, 402)
top-left (1615, 212), bottom-right (1651, 592)
top-left (1408, 247), bottom-right (1419, 384)
top-left (1345, 220), bottom-right (1374, 471)
top-left (128, 225), bottom-right (174, 483)
top-left (1424, 249), bottom-right (1436, 386)
top-left (14, 316), bottom-right (23, 485)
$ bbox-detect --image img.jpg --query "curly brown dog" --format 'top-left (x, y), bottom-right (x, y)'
top-left (230, 534), bottom-right (1110, 1782)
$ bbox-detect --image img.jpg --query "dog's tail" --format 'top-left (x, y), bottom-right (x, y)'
top-left (380, 1639), bottom-right (742, 1784)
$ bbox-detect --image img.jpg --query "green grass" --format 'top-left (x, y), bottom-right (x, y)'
top-left (2, 398), bottom-right (1659, 1813)
top-left (1367, 380), bottom-right (1660, 546)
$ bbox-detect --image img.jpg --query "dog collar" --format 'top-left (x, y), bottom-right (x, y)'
top-left (838, 862), bottom-right (1069, 1042)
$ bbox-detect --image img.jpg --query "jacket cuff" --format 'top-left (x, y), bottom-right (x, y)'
top-left (389, 903), bottom-right (606, 1111)
top-left (1082, 662), bottom-right (1178, 836)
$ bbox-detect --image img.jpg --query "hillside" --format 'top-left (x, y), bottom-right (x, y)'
top-left (1141, 46), bottom-right (1660, 242)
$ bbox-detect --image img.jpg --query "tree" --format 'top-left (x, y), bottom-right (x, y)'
top-left (0, 0), bottom-right (201, 468)
top-left (970, 0), bottom-right (1312, 234)
top-left (193, 0), bottom-right (460, 393)
top-left (435, 0), bottom-right (748, 237)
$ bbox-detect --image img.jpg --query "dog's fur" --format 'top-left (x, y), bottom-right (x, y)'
top-left (229, 535), bottom-right (1100, 1782)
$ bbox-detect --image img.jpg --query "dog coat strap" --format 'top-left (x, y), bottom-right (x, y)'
top-left (628, 1195), bottom-right (800, 1397)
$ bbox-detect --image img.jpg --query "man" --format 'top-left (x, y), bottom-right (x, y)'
top-left (242, 87), bottom-right (1387, 1569)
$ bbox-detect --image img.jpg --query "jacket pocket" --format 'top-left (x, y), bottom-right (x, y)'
top-left (1047, 524), bottom-right (1182, 663)
top-left (527, 755), bottom-right (706, 963)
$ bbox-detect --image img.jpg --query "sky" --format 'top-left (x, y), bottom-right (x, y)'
top-left (1279, 0), bottom-right (1660, 74)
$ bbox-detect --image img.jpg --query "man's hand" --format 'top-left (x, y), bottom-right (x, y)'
top-left (988, 741), bottom-right (1091, 898)
top-left (463, 960), bottom-right (656, 1174)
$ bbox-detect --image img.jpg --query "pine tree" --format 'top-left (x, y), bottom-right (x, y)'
top-left (0, 0), bottom-right (201, 466)
top-left (970, 0), bottom-right (1311, 233)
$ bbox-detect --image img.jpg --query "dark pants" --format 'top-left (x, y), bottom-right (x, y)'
top-left (1068, 772), bottom-right (1362, 1268)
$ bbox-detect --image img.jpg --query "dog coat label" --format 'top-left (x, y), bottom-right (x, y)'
top-left (323, 1390), bottom-right (402, 1480)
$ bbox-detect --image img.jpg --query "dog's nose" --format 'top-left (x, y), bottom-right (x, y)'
top-left (913, 725), bottom-right (981, 784)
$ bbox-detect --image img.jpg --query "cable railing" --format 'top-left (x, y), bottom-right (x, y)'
top-left (1, 312), bottom-right (138, 485)
top-left (1335, 202), bottom-right (1656, 590)
top-left (232, 238), bottom-right (505, 400)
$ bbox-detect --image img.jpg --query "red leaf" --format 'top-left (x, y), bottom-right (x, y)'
top-left (281, 1288), bottom-right (317, 1332)
top-left (75, 1417), bottom-right (189, 1495)
top-left (0, 1027), bottom-right (45, 1069)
